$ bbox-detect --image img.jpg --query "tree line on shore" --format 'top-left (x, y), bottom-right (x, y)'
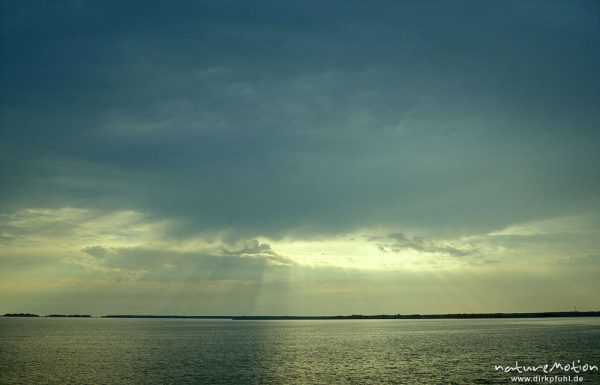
top-left (3, 311), bottom-right (600, 319)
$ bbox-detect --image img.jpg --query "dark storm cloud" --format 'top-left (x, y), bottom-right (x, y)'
top-left (1, 1), bottom-right (599, 238)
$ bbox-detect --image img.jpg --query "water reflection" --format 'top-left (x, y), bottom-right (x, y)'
top-left (1, 318), bottom-right (599, 384)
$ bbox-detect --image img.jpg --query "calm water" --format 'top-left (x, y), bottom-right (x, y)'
top-left (1, 317), bottom-right (599, 384)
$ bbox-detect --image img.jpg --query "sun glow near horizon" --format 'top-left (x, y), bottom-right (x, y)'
top-left (1, 206), bottom-right (598, 315)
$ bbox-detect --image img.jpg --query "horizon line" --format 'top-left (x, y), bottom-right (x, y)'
top-left (3, 310), bottom-right (600, 320)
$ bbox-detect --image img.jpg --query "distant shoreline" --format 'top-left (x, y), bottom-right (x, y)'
top-left (3, 311), bottom-right (600, 320)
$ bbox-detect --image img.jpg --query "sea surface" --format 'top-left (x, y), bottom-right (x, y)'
top-left (1, 317), bottom-right (599, 384)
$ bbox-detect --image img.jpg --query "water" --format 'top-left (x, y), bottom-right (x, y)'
top-left (1, 317), bottom-right (599, 384)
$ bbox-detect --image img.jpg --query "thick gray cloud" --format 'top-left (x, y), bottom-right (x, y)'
top-left (374, 233), bottom-right (479, 258)
top-left (77, 242), bottom-right (294, 283)
top-left (1, 0), bottom-right (599, 240)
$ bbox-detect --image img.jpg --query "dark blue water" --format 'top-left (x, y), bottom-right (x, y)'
top-left (1, 317), bottom-right (599, 384)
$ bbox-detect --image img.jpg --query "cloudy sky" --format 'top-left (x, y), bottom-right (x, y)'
top-left (1, 1), bottom-right (599, 315)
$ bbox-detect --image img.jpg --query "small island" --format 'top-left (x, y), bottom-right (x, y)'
top-left (2, 313), bottom-right (91, 318)
top-left (3, 313), bottom-right (39, 317)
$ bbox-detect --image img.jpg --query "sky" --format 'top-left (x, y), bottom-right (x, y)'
top-left (1, 0), bottom-right (599, 315)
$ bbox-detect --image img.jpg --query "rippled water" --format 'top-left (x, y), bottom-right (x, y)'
top-left (1, 317), bottom-right (599, 384)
